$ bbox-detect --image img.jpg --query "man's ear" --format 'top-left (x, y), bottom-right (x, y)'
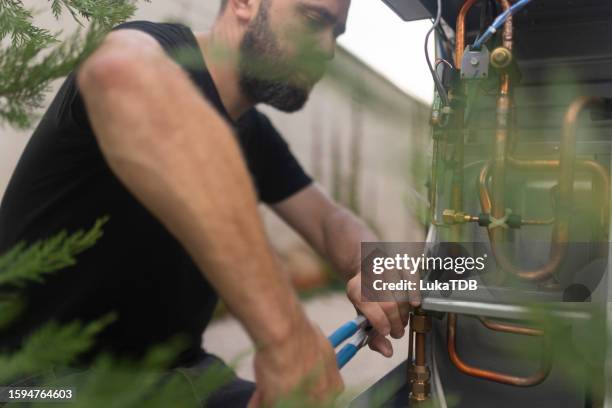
top-left (227, 0), bottom-right (258, 24)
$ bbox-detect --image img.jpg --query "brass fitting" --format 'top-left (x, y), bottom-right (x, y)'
top-left (443, 209), bottom-right (476, 225)
top-left (411, 314), bottom-right (432, 333)
top-left (490, 47), bottom-right (513, 69)
top-left (409, 311), bottom-right (432, 402)
top-left (409, 365), bottom-right (431, 401)
top-left (408, 364), bottom-right (431, 382)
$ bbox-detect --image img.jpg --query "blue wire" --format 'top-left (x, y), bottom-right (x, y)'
top-left (472, 0), bottom-right (533, 50)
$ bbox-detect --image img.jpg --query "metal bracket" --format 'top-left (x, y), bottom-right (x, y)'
top-left (461, 45), bottom-right (490, 80)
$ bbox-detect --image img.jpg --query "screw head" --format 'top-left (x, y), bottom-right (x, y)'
top-left (470, 57), bottom-right (479, 66)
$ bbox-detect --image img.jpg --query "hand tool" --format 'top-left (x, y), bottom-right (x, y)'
top-left (328, 315), bottom-right (371, 369)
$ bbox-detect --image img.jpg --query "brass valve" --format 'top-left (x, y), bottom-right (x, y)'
top-left (442, 209), bottom-right (476, 225)
top-left (490, 46), bottom-right (513, 69)
top-left (443, 209), bottom-right (525, 229)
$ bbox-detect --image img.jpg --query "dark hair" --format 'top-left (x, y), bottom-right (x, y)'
top-left (219, 0), bottom-right (228, 12)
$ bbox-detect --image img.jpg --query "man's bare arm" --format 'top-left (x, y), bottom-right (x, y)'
top-left (78, 29), bottom-right (298, 347)
top-left (272, 184), bottom-right (375, 280)
top-left (273, 184), bottom-right (417, 356)
top-left (77, 30), bottom-right (342, 403)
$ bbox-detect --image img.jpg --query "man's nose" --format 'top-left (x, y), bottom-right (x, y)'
top-left (319, 34), bottom-right (336, 61)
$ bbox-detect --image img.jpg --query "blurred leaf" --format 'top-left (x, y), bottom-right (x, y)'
top-left (0, 313), bottom-right (115, 384)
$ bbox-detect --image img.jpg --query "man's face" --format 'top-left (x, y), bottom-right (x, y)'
top-left (239, 0), bottom-right (350, 112)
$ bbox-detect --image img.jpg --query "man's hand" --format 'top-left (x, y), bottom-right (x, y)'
top-left (248, 319), bottom-right (343, 408)
top-left (346, 273), bottom-right (417, 357)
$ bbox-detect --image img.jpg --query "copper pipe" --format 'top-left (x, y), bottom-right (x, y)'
top-left (448, 314), bottom-right (551, 386)
top-left (480, 158), bottom-right (610, 229)
top-left (451, 0), bottom-right (477, 240)
top-left (408, 311), bottom-right (432, 402)
top-left (480, 0), bottom-right (513, 216)
top-left (491, 0), bottom-right (513, 228)
top-left (478, 316), bottom-right (544, 336)
top-left (487, 5), bottom-right (604, 281)
top-left (479, 98), bottom-right (609, 281)
top-left (456, 0), bottom-right (514, 68)
top-left (491, 78), bottom-right (511, 222)
top-left (455, 0), bottom-right (480, 68)
top-left (415, 333), bottom-right (426, 366)
top-left (453, 0), bottom-right (515, 244)
top-left (408, 326), bottom-right (414, 363)
top-left (479, 159), bottom-right (493, 211)
top-left (498, 0), bottom-right (514, 51)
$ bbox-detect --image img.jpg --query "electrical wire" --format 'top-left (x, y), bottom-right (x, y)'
top-left (435, 58), bottom-right (454, 71)
top-left (425, 0), bottom-right (450, 107)
top-left (472, 0), bottom-right (533, 50)
top-left (434, 22), bottom-right (455, 66)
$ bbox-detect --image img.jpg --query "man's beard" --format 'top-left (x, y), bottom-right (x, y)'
top-left (238, 1), bottom-right (324, 112)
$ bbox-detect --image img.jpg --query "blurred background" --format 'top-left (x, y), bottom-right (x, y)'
top-left (3, 0), bottom-right (436, 395)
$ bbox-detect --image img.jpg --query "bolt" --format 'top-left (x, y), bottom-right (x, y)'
top-left (470, 57), bottom-right (479, 66)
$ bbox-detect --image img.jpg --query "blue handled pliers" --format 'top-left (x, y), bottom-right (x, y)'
top-left (328, 315), bottom-right (371, 369)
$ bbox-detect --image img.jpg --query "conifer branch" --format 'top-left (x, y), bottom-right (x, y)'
top-left (0, 216), bottom-right (109, 288)
top-left (0, 314), bottom-right (115, 384)
top-left (0, 1), bottom-right (146, 128)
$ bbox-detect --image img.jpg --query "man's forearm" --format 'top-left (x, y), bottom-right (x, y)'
top-left (272, 185), bottom-right (377, 281)
top-left (321, 206), bottom-right (378, 281)
top-left (78, 32), bottom-right (306, 348)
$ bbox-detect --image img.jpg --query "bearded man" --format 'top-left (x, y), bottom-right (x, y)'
top-left (0, 0), bottom-right (414, 406)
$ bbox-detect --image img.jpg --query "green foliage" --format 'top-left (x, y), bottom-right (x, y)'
top-left (0, 0), bottom-right (145, 128)
top-left (0, 216), bottom-right (108, 288)
top-left (0, 216), bottom-right (110, 332)
top-left (0, 216), bottom-right (235, 406)
top-left (0, 217), bottom-right (111, 383)
top-left (0, 216), bottom-right (234, 407)
top-left (0, 338), bottom-right (235, 408)
top-left (0, 315), bottom-right (115, 384)
top-left (0, 293), bottom-right (25, 328)
top-left (27, 339), bottom-right (234, 408)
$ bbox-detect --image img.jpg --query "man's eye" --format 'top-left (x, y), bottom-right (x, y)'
top-left (305, 13), bottom-right (326, 30)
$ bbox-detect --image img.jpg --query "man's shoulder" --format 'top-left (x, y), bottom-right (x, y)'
top-left (113, 20), bottom-right (192, 36)
top-left (111, 20), bottom-right (214, 106)
top-left (112, 20), bottom-right (196, 55)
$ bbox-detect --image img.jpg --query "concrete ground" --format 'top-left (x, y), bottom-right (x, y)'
top-left (203, 292), bottom-right (407, 401)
